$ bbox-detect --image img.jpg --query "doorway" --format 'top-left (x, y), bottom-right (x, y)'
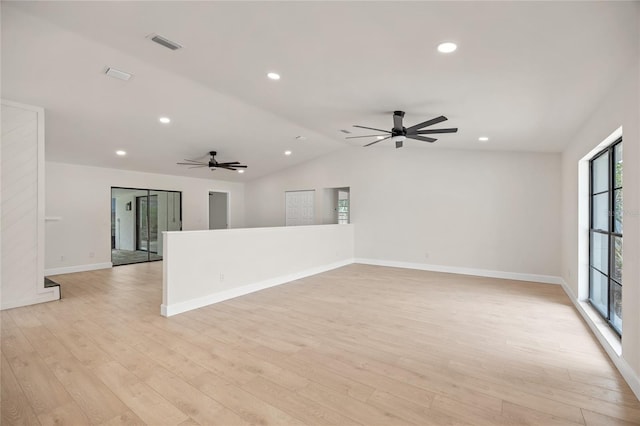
top-left (209, 191), bottom-right (229, 230)
top-left (111, 187), bottom-right (182, 266)
top-left (322, 187), bottom-right (350, 224)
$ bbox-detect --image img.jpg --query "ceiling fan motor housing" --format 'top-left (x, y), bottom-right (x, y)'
top-left (393, 111), bottom-right (406, 135)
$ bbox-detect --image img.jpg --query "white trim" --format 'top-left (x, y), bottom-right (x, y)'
top-left (161, 258), bottom-right (353, 317)
top-left (45, 262), bottom-right (112, 276)
top-left (582, 126), bottom-right (623, 159)
top-left (36, 105), bottom-right (46, 295)
top-left (354, 258), bottom-right (563, 285)
top-left (577, 126), bottom-right (623, 301)
top-left (1, 287), bottom-right (60, 310)
top-left (559, 279), bottom-right (640, 400)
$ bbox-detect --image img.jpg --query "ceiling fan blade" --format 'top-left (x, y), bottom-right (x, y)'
top-left (393, 111), bottom-right (404, 130)
top-left (182, 159), bottom-right (204, 163)
top-left (188, 165), bottom-right (209, 169)
top-left (407, 135), bottom-right (437, 143)
top-left (345, 134), bottom-right (389, 139)
top-left (353, 125), bottom-right (391, 133)
top-left (221, 167), bottom-right (238, 171)
top-left (364, 136), bottom-right (391, 147)
top-left (231, 165), bottom-right (248, 168)
top-left (177, 162), bottom-right (207, 166)
top-left (412, 128), bottom-right (458, 135)
top-left (217, 162), bottom-right (240, 166)
top-left (406, 116), bottom-right (447, 132)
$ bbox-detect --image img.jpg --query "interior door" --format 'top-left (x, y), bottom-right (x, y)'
top-left (285, 190), bottom-right (315, 226)
top-left (209, 192), bottom-right (229, 229)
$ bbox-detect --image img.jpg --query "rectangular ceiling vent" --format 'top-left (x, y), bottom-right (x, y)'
top-left (150, 34), bottom-right (183, 51)
top-left (105, 67), bottom-right (132, 81)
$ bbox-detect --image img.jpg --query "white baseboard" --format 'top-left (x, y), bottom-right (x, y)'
top-left (559, 279), bottom-right (640, 401)
top-left (1, 287), bottom-right (60, 310)
top-left (354, 258), bottom-right (563, 285)
top-left (161, 258), bottom-right (353, 317)
top-left (45, 262), bottom-right (112, 276)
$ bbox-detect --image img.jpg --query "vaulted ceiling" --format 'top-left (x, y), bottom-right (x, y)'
top-left (2, 1), bottom-right (637, 181)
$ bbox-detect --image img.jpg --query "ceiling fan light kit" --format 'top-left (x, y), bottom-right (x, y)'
top-left (348, 110), bottom-right (458, 149)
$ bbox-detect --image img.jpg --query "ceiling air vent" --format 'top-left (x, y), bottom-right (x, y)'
top-left (149, 34), bottom-right (183, 51)
top-left (105, 67), bottom-right (132, 81)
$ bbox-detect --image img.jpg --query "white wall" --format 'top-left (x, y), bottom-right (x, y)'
top-left (162, 224), bottom-right (354, 316)
top-left (561, 62), bottom-right (640, 391)
top-left (45, 162), bottom-right (245, 274)
top-left (245, 147), bottom-right (562, 278)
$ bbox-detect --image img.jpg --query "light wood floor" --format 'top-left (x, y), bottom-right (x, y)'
top-left (2, 263), bottom-right (639, 425)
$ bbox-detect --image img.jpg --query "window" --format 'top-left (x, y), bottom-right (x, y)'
top-left (589, 139), bottom-right (622, 335)
top-left (337, 190), bottom-right (350, 224)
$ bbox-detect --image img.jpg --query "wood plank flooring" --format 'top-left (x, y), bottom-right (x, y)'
top-left (2, 262), bottom-right (639, 425)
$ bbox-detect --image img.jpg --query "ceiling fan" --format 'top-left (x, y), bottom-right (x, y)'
top-left (177, 151), bottom-right (247, 171)
top-left (347, 111), bottom-right (458, 148)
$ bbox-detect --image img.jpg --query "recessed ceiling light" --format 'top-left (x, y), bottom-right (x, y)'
top-left (376, 136), bottom-right (386, 140)
top-left (159, 117), bottom-right (171, 124)
top-left (437, 42), bottom-right (457, 53)
top-left (116, 150), bottom-right (127, 156)
top-left (478, 136), bottom-right (489, 142)
top-left (238, 169), bottom-right (245, 174)
top-left (284, 150), bottom-right (292, 156)
top-left (267, 72), bottom-right (281, 80)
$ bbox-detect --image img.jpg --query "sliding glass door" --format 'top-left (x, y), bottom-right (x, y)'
top-left (111, 187), bottom-right (181, 266)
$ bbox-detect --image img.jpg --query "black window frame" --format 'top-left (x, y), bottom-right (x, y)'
top-left (588, 138), bottom-right (623, 336)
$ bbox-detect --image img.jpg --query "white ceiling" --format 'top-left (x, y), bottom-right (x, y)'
top-left (2, 1), bottom-right (637, 182)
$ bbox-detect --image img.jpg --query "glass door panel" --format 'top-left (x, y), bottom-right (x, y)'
top-left (136, 195), bottom-right (150, 253)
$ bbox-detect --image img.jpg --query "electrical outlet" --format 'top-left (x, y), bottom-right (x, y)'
top-left (89, 251), bottom-right (95, 258)
top-left (425, 252), bottom-right (430, 259)
top-left (220, 273), bottom-right (224, 282)
top-left (60, 255), bottom-right (64, 262)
